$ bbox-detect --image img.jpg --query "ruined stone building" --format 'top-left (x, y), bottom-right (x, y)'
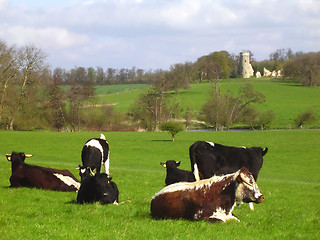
top-left (240, 52), bottom-right (254, 78)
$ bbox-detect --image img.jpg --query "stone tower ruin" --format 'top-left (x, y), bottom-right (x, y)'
top-left (240, 52), bottom-right (254, 78)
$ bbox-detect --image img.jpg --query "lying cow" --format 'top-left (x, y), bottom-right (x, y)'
top-left (77, 173), bottom-right (119, 205)
top-left (6, 152), bottom-right (80, 192)
top-left (151, 167), bottom-right (264, 222)
top-left (189, 141), bottom-right (268, 182)
top-left (81, 134), bottom-right (110, 176)
top-left (160, 160), bottom-right (195, 185)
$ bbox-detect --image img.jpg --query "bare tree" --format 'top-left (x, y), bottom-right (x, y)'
top-left (0, 41), bottom-right (19, 123)
top-left (202, 84), bottom-right (265, 130)
top-left (3, 44), bottom-right (47, 130)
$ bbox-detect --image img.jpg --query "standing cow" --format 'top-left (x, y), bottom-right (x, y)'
top-left (189, 141), bottom-right (268, 181)
top-left (81, 134), bottom-right (110, 176)
top-left (151, 167), bottom-right (264, 222)
top-left (6, 152), bottom-right (80, 192)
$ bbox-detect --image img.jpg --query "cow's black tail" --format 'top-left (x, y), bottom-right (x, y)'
top-left (189, 141), bottom-right (201, 181)
top-left (189, 142), bottom-right (197, 173)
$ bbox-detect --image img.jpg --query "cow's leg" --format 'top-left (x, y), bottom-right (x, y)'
top-left (103, 156), bottom-right (110, 176)
top-left (249, 202), bottom-right (254, 210)
top-left (193, 163), bottom-right (200, 181)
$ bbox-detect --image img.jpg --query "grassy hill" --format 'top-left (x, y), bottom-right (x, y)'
top-left (94, 79), bottom-right (320, 129)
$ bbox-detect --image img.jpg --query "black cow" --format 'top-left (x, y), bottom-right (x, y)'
top-left (189, 141), bottom-right (268, 182)
top-left (81, 134), bottom-right (110, 176)
top-left (77, 165), bottom-right (93, 181)
top-left (77, 173), bottom-right (119, 205)
top-left (160, 160), bottom-right (195, 185)
top-left (6, 152), bottom-right (80, 192)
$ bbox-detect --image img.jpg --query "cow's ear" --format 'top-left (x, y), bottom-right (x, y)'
top-left (6, 154), bottom-right (11, 161)
top-left (107, 177), bottom-right (112, 183)
top-left (160, 162), bottom-right (166, 168)
top-left (239, 172), bottom-right (253, 186)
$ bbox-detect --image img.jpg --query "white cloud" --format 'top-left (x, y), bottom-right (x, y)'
top-left (0, 25), bottom-right (89, 49)
top-left (0, 0), bottom-right (8, 11)
top-left (0, 0), bottom-right (319, 69)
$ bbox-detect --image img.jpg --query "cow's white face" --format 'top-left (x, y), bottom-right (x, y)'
top-left (236, 172), bottom-right (264, 204)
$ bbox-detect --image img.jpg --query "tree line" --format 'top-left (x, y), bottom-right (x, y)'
top-left (0, 39), bottom-right (319, 131)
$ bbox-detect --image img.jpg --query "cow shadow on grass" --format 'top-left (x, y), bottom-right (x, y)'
top-left (66, 200), bottom-right (78, 204)
top-left (151, 140), bottom-right (173, 142)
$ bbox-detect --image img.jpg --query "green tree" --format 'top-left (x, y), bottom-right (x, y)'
top-left (283, 52), bottom-right (320, 86)
top-left (46, 68), bottom-right (67, 131)
top-left (131, 88), bottom-right (168, 131)
top-left (7, 44), bottom-right (47, 130)
top-left (294, 109), bottom-right (317, 128)
top-left (202, 84), bottom-right (265, 130)
top-left (160, 121), bottom-right (184, 141)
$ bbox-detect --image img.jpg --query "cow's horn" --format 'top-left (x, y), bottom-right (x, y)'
top-left (25, 154), bottom-right (33, 158)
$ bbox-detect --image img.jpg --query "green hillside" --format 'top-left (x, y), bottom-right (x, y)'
top-left (94, 79), bottom-right (320, 129)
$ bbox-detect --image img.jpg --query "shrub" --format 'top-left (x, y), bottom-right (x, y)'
top-left (294, 109), bottom-right (317, 128)
top-left (160, 121), bottom-right (184, 141)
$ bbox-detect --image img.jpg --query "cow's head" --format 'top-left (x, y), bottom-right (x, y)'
top-left (6, 152), bottom-right (32, 162)
top-left (160, 160), bottom-right (181, 168)
top-left (94, 173), bottom-right (117, 204)
top-left (77, 165), bottom-right (94, 181)
top-left (236, 167), bottom-right (264, 204)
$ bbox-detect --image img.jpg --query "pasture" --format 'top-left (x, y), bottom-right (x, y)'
top-left (0, 130), bottom-right (319, 239)
top-left (94, 79), bottom-right (320, 129)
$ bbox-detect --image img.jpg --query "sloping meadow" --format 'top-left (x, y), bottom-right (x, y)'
top-left (0, 130), bottom-right (319, 239)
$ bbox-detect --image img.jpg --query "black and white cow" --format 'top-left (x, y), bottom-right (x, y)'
top-left (160, 160), bottom-right (195, 185)
top-left (77, 165), bottom-right (93, 182)
top-left (6, 152), bottom-right (80, 192)
top-left (151, 167), bottom-right (264, 222)
top-left (189, 141), bottom-right (268, 182)
top-left (189, 141), bottom-right (267, 210)
top-left (76, 173), bottom-right (119, 205)
top-left (81, 134), bottom-right (110, 176)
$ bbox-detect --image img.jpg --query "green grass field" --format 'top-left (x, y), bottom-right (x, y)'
top-left (93, 79), bottom-right (320, 129)
top-left (0, 130), bottom-right (319, 239)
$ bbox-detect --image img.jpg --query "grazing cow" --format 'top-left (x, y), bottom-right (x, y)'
top-left (76, 173), bottom-right (119, 205)
top-left (6, 152), bottom-right (80, 192)
top-left (151, 167), bottom-right (264, 222)
top-left (81, 134), bottom-right (110, 176)
top-left (160, 160), bottom-right (195, 185)
top-left (189, 141), bottom-right (268, 182)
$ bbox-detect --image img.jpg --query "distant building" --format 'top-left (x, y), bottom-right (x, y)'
top-left (240, 52), bottom-right (254, 78)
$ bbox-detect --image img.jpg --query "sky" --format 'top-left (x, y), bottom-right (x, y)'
top-left (0, 0), bottom-right (319, 70)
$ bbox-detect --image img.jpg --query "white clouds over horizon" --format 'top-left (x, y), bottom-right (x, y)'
top-left (0, 0), bottom-right (319, 70)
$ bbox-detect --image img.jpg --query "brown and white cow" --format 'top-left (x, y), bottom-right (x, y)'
top-left (150, 167), bottom-right (264, 222)
top-left (6, 152), bottom-right (80, 192)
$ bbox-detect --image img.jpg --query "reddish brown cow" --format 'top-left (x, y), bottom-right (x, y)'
top-left (151, 167), bottom-right (264, 222)
top-left (6, 152), bottom-right (80, 192)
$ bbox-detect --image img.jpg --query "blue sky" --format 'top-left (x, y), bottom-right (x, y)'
top-left (0, 0), bottom-right (319, 70)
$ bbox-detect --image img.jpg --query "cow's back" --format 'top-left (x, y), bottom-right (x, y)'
top-left (10, 164), bottom-right (78, 191)
top-left (190, 141), bottom-right (267, 180)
